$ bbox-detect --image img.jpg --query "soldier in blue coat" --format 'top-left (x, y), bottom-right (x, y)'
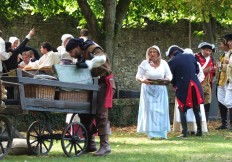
top-left (166, 45), bottom-right (204, 137)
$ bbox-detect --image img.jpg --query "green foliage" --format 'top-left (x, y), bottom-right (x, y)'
top-left (193, 30), bottom-right (204, 40)
top-left (17, 112), bottom-right (66, 131)
top-left (109, 99), bottom-right (139, 126)
top-left (1, 0), bottom-right (231, 28)
top-left (124, 0), bottom-right (232, 28)
top-left (0, 0), bottom-right (26, 20)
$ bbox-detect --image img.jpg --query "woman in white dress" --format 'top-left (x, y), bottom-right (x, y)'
top-left (136, 45), bottom-right (173, 139)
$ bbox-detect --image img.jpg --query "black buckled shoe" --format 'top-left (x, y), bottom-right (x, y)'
top-left (195, 131), bottom-right (203, 136)
top-left (177, 132), bottom-right (188, 138)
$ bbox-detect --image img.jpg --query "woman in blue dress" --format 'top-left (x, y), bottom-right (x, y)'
top-left (136, 45), bottom-right (172, 139)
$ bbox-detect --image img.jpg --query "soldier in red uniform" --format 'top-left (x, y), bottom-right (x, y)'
top-left (195, 42), bottom-right (216, 123)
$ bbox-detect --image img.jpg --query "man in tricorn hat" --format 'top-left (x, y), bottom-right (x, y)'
top-left (66, 37), bottom-right (115, 156)
top-left (167, 45), bottom-right (204, 137)
top-left (195, 42), bottom-right (216, 123)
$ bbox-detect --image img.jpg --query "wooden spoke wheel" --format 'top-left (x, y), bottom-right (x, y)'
top-left (0, 115), bottom-right (12, 160)
top-left (26, 121), bottom-right (53, 155)
top-left (61, 122), bottom-right (88, 157)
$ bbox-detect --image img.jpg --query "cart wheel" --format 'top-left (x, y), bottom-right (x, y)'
top-left (26, 121), bottom-right (53, 155)
top-left (0, 115), bottom-right (12, 160)
top-left (61, 122), bottom-right (88, 157)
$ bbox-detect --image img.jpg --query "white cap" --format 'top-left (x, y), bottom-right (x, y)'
top-left (61, 34), bottom-right (74, 43)
top-left (183, 48), bottom-right (194, 55)
top-left (9, 37), bottom-right (20, 46)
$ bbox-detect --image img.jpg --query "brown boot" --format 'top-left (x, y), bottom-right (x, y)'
top-left (93, 135), bottom-right (111, 156)
top-left (85, 135), bottom-right (97, 153)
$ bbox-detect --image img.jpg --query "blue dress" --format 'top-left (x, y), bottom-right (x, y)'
top-left (136, 60), bottom-right (172, 139)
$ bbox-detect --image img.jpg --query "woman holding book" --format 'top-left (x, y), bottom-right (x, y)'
top-left (136, 45), bottom-right (172, 139)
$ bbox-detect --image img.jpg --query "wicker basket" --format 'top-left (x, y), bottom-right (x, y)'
top-left (24, 85), bottom-right (55, 100)
top-left (59, 91), bottom-right (90, 102)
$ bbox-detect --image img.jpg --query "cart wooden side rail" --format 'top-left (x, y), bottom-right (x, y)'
top-left (1, 68), bottom-right (99, 114)
top-left (0, 68), bottom-right (100, 159)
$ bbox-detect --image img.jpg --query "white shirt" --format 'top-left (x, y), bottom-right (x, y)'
top-left (19, 60), bottom-right (31, 67)
top-left (28, 51), bottom-right (60, 69)
top-left (136, 59), bottom-right (173, 81)
top-left (57, 45), bottom-right (73, 61)
top-left (0, 37), bottom-right (11, 72)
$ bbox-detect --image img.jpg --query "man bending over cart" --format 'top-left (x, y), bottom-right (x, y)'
top-left (66, 38), bottom-right (115, 156)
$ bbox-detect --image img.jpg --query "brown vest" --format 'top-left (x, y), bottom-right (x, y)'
top-left (83, 44), bottom-right (112, 77)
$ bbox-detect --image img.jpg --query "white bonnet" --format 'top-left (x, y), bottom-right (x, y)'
top-left (146, 45), bottom-right (161, 60)
top-left (9, 37), bottom-right (20, 45)
top-left (61, 34), bottom-right (74, 43)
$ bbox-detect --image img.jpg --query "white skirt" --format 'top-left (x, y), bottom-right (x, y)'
top-left (173, 99), bottom-right (208, 133)
top-left (217, 85), bottom-right (226, 106)
top-left (224, 82), bottom-right (232, 108)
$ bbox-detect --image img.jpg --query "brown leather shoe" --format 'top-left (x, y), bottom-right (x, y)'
top-left (93, 135), bottom-right (111, 156)
top-left (93, 144), bottom-right (111, 156)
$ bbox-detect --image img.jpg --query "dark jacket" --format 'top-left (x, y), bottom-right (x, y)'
top-left (3, 38), bottom-right (40, 71)
top-left (168, 51), bottom-right (204, 111)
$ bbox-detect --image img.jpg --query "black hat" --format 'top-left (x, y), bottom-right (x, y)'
top-left (65, 38), bottom-right (84, 52)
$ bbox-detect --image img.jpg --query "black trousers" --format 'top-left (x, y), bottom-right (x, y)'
top-left (179, 86), bottom-right (202, 134)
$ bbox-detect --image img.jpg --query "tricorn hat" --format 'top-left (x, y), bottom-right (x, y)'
top-left (166, 45), bottom-right (184, 57)
top-left (198, 42), bottom-right (213, 49)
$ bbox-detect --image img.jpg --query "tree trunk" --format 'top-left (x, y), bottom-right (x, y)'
top-left (202, 16), bottom-right (216, 43)
top-left (102, 0), bottom-right (116, 64)
top-left (188, 20), bottom-right (191, 48)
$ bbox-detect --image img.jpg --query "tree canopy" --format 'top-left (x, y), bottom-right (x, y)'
top-left (2, 0), bottom-right (231, 26)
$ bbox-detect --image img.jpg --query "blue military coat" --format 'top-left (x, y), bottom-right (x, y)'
top-left (168, 51), bottom-right (204, 111)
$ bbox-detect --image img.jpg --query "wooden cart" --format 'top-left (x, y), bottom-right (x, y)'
top-left (0, 67), bottom-right (99, 159)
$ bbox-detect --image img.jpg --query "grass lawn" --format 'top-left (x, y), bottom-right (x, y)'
top-left (2, 121), bottom-right (232, 162)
